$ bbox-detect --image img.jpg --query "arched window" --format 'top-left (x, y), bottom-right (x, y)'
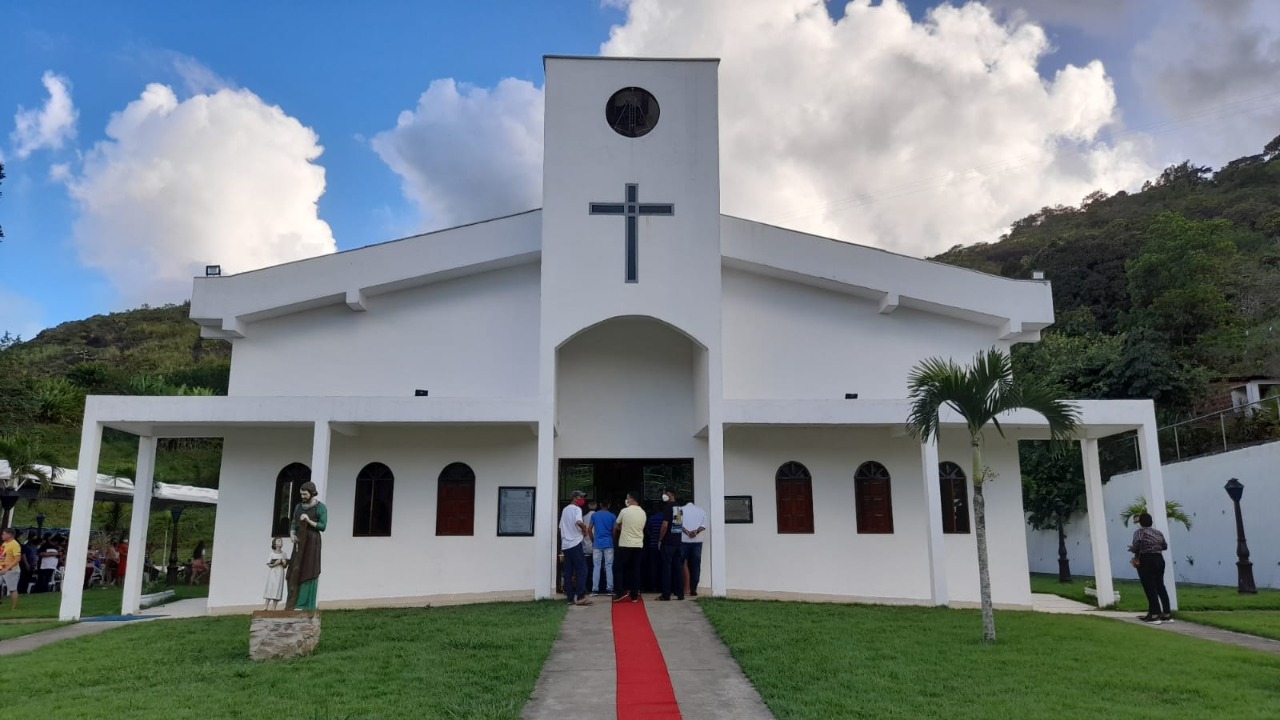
top-left (939, 461), bottom-right (970, 534)
top-left (854, 461), bottom-right (893, 534)
top-left (436, 462), bottom-right (476, 536)
top-left (775, 461), bottom-right (814, 534)
top-left (271, 462), bottom-right (310, 538)
top-left (353, 462), bottom-right (395, 537)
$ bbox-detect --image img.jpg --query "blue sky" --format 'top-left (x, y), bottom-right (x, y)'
top-left (2, 0), bottom-right (1278, 338)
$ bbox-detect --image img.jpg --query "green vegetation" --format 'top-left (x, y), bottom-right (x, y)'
top-left (1, 584), bottom-right (209, 620)
top-left (1181, 611), bottom-right (1280, 641)
top-left (1030, 573), bottom-right (1280, 612)
top-left (0, 621), bottom-right (65, 641)
top-left (701, 599), bottom-right (1280, 720)
top-left (9, 602), bottom-right (565, 720)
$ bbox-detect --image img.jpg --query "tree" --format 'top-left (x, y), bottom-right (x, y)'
top-left (0, 435), bottom-right (61, 528)
top-left (1021, 441), bottom-right (1085, 582)
top-left (907, 348), bottom-right (1079, 642)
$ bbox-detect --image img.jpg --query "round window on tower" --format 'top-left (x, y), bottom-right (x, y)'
top-left (605, 87), bottom-right (660, 138)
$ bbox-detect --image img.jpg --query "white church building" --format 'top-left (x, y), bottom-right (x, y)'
top-left (62, 57), bottom-right (1175, 620)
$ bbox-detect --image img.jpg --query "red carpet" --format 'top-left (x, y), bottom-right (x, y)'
top-left (614, 598), bottom-right (683, 719)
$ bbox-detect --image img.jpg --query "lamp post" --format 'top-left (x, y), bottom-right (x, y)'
top-left (1223, 478), bottom-right (1257, 594)
top-left (166, 506), bottom-right (184, 586)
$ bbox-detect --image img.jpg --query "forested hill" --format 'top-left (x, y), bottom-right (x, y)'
top-left (932, 135), bottom-right (1280, 418)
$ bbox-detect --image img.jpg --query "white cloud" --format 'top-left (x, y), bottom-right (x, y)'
top-left (172, 54), bottom-right (235, 96)
top-left (373, 0), bottom-right (1153, 257)
top-left (602, 0), bottom-right (1152, 256)
top-left (10, 71), bottom-right (78, 159)
top-left (0, 287), bottom-right (46, 340)
top-left (1132, 0), bottom-right (1280, 165)
top-left (371, 78), bottom-right (544, 230)
top-left (64, 83), bottom-right (336, 305)
top-left (982, 0), bottom-right (1145, 34)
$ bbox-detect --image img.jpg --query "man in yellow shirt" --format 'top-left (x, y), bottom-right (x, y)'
top-left (612, 492), bottom-right (647, 603)
top-left (1, 528), bottom-right (22, 609)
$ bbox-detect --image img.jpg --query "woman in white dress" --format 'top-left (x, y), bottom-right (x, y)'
top-left (263, 537), bottom-right (287, 610)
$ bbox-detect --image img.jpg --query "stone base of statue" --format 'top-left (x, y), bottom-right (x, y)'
top-left (249, 610), bottom-right (322, 661)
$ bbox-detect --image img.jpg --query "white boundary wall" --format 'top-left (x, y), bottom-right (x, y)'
top-left (1026, 441), bottom-right (1280, 589)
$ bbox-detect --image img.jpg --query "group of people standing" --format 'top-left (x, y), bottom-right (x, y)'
top-left (559, 488), bottom-right (706, 605)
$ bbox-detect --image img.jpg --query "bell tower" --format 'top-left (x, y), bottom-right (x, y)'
top-left (539, 56), bottom-right (722, 348)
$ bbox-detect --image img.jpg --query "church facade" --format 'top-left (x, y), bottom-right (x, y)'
top-left (61, 57), bottom-right (1174, 619)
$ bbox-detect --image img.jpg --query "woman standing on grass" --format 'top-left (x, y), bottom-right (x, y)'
top-left (1129, 512), bottom-right (1172, 624)
top-left (287, 481), bottom-right (326, 611)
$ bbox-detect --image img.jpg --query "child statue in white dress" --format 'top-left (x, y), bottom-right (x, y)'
top-left (263, 537), bottom-right (288, 610)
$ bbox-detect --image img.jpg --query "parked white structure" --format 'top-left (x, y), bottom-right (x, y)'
top-left (1028, 440), bottom-right (1280, 589)
top-left (62, 57), bottom-right (1175, 620)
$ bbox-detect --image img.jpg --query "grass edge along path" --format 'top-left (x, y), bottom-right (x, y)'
top-left (700, 599), bottom-right (1280, 720)
top-left (0, 621), bottom-right (67, 642)
top-left (7, 601), bottom-right (566, 720)
top-left (1030, 572), bottom-right (1280, 612)
top-left (1180, 610), bottom-right (1280, 641)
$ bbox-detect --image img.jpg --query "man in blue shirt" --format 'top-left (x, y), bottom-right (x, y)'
top-left (589, 500), bottom-right (617, 596)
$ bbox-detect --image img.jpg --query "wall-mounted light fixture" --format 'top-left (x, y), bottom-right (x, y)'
top-left (844, 393), bottom-right (858, 399)
top-left (414, 389), bottom-right (430, 397)
top-left (205, 265), bottom-right (222, 277)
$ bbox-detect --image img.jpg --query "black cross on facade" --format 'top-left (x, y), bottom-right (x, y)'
top-left (588, 183), bottom-right (675, 283)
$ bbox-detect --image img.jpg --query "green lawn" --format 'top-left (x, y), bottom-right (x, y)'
top-left (1030, 572), bottom-right (1280, 612)
top-left (2, 584), bottom-right (209, 620)
top-left (0, 621), bottom-right (66, 641)
top-left (1181, 611), bottom-right (1280, 641)
top-left (9, 601), bottom-right (565, 719)
top-left (701, 599), bottom-right (1280, 720)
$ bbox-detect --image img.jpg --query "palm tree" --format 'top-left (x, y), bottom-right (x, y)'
top-left (1120, 497), bottom-right (1192, 531)
top-left (906, 348), bottom-right (1079, 643)
top-left (0, 435), bottom-right (61, 529)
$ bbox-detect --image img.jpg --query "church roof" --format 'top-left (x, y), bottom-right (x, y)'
top-left (190, 209), bottom-right (1052, 341)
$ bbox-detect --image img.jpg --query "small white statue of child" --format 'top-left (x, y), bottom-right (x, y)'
top-left (263, 537), bottom-right (288, 610)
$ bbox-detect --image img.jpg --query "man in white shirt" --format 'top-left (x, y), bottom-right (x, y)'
top-left (559, 490), bottom-right (592, 606)
top-left (681, 500), bottom-right (708, 597)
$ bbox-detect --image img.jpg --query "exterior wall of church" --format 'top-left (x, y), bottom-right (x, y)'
top-left (722, 427), bottom-right (1031, 607)
top-left (227, 263), bottom-right (541, 398)
top-left (720, 268), bottom-right (1008, 400)
top-left (207, 425), bottom-right (539, 613)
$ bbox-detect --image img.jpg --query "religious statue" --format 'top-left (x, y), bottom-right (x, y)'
top-left (286, 481), bottom-right (326, 611)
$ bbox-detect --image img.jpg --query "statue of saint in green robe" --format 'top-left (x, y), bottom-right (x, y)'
top-left (287, 481), bottom-right (326, 611)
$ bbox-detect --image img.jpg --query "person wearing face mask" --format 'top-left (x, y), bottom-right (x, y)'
top-left (656, 488), bottom-right (685, 601)
top-left (559, 490), bottom-right (592, 606)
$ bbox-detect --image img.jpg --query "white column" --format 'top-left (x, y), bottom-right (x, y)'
top-left (122, 436), bottom-right (157, 616)
top-left (1081, 438), bottom-right (1115, 608)
top-left (708, 422), bottom-right (727, 597)
top-left (1136, 410), bottom-right (1178, 611)
top-left (61, 418), bottom-right (102, 621)
top-left (534, 417), bottom-right (556, 599)
top-left (920, 437), bottom-right (949, 606)
top-left (310, 421), bottom-right (332, 500)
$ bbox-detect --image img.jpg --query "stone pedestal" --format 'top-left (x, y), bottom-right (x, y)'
top-left (249, 610), bottom-right (322, 661)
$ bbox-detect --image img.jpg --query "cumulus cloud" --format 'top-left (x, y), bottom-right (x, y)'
top-left (371, 78), bottom-right (544, 229)
top-left (1132, 0), bottom-right (1280, 165)
top-left (10, 71), bottom-right (78, 158)
top-left (64, 84), bottom-right (336, 305)
top-left (373, 0), bottom-right (1153, 257)
top-left (983, 0), bottom-right (1144, 34)
top-left (602, 0), bottom-right (1152, 256)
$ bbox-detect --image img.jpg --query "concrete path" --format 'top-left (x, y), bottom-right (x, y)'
top-left (0, 597), bottom-right (210, 656)
top-left (524, 598), bottom-right (773, 719)
top-left (1030, 592), bottom-right (1280, 655)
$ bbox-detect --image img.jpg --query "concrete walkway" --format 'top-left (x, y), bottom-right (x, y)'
top-left (524, 598), bottom-right (772, 719)
top-left (0, 597), bottom-right (209, 657)
top-left (1030, 593), bottom-right (1280, 655)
